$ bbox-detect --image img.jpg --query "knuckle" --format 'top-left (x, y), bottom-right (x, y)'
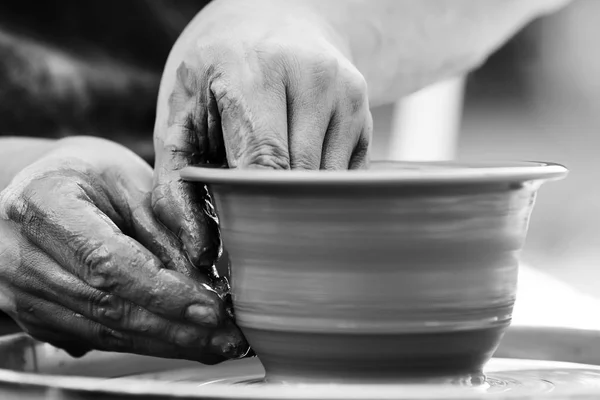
top-left (163, 142), bottom-right (196, 159)
top-left (310, 52), bottom-right (340, 80)
top-left (4, 184), bottom-right (41, 228)
top-left (194, 41), bottom-right (227, 68)
top-left (255, 40), bottom-right (290, 68)
top-left (341, 70), bottom-right (368, 114)
top-left (256, 40), bottom-right (339, 89)
top-left (7, 201), bottom-right (35, 232)
top-left (304, 52), bottom-right (339, 89)
top-left (79, 245), bottom-right (119, 291)
top-left (171, 326), bottom-right (203, 347)
top-left (123, 306), bottom-right (157, 337)
top-left (240, 134), bottom-right (290, 170)
top-left (137, 255), bottom-right (162, 275)
top-left (90, 292), bottom-right (127, 323)
top-left (256, 41), bottom-right (301, 89)
top-left (3, 172), bottom-right (87, 236)
top-left (119, 304), bottom-right (153, 333)
top-left (211, 84), bottom-right (243, 118)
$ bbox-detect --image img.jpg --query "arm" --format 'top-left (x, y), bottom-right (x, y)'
top-left (205, 0), bottom-right (571, 106)
top-left (322, 0), bottom-right (570, 105)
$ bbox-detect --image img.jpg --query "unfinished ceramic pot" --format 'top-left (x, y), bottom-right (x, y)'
top-left (181, 161), bottom-right (567, 384)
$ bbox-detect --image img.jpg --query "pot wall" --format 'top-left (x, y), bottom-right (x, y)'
top-left (212, 181), bottom-right (542, 382)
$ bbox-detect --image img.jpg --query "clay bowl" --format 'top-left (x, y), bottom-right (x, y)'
top-left (181, 161), bottom-right (568, 385)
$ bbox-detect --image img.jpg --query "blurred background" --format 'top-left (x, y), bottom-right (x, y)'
top-left (0, 0), bottom-right (598, 334)
top-left (372, 0), bottom-right (600, 301)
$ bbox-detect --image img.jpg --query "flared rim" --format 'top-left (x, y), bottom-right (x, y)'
top-left (180, 161), bottom-right (568, 186)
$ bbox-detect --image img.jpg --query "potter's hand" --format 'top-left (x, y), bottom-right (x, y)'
top-left (0, 137), bottom-right (248, 362)
top-left (152, 1), bottom-right (372, 266)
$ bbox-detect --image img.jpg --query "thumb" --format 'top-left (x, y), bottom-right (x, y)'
top-left (153, 63), bottom-right (221, 269)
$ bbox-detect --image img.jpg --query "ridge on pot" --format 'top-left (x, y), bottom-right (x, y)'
top-left (181, 161), bottom-right (568, 384)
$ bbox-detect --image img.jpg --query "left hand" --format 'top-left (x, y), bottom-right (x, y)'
top-left (0, 137), bottom-right (248, 362)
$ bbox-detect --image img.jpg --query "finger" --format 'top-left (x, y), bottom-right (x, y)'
top-left (90, 154), bottom-right (221, 283)
top-left (321, 108), bottom-right (372, 170)
top-left (153, 126), bottom-right (221, 269)
top-left (16, 296), bottom-right (228, 364)
top-left (168, 61), bottom-right (211, 164)
top-left (286, 67), bottom-right (336, 170)
top-left (211, 72), bottom-right (290, 169)
top-left (153, 62), bottom-right (220, 268)
top-left (131, 193), bottom-right (216, 285)
top-left (320, 109), bottom-right (356, 170)
top-left (14, 243), bottom-right (227, 350)
top-left (209, 319), bottom-right (253, 360)
top-left (321, 72), bottom-right (371, 170)
top-left (214, 247), bottom-right (231, 278)
top-left (132, 189), bottom-right (225, 304)
top-left (129, 191), bottom-right (234, 317)
top-left (6, 178), bottom-right (226, 328)
top-left (349, 113), bottom-right (372, 170)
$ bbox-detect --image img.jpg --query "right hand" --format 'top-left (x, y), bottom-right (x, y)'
top-left (152, 0), bottom-right (373, 268)
top-left (0, 137), bottom-right (249, 362)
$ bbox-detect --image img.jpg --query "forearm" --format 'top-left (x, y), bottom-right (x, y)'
top-left (0, 138), bottom-right (57, 190)
top-left (211, 0), bottom-right (570, 106)
top-left (334, 0), bottom-right (572, 105)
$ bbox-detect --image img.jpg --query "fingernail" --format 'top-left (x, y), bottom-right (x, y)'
top-left (185, 304), bottom-right (219, 327)
top-left (180, 233), bottom-right (218, 269)
top-left (179, 230), bottom-right (200, 262)
top-left (211, 334), bottom-right (249, 359)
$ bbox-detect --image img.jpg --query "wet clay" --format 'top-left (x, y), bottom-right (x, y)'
top-left (184, 162), bottom-right (568, 383)
top-left (168, 358), bottom-right (600, 397)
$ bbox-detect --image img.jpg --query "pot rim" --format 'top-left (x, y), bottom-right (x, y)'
top-left (180, 161), bottom-right (568, 187)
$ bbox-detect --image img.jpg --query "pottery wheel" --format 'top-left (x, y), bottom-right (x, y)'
top-left (2, 327), bottom-right (600, 399)
top-left (110, 357), bottom-right (600, 399)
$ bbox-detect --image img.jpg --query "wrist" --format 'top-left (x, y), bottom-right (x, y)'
top-left (200, 0), bottom-right (353, 62)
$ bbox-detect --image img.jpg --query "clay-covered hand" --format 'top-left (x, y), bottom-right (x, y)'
top-left (152, 0), bottom-right (372, 267)
top-left (0, 137), bottom-right (248, 362)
